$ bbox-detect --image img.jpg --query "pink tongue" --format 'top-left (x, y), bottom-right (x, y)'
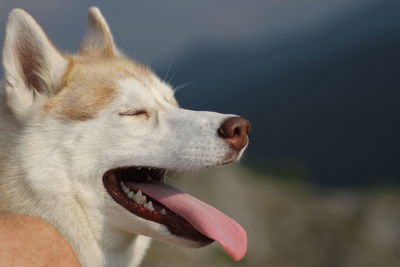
top-left (127, 182), bottom-right (247, 261)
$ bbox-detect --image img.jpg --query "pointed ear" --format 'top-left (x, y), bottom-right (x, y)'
top-left (79, 7), bottom-right (117, 57)
top-left (2, 9), bottom-right (69, 120)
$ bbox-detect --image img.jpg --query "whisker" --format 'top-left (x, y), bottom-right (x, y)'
top-left (167, 66), bottom-right (183, 84)
top-left (164, 56), bottom-right (176, 82)
top-left (173, 82), bottom-right (195, 93)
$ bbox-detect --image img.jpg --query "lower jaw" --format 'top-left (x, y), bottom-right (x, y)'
top-left (103, 171), bottom-right (213, 245)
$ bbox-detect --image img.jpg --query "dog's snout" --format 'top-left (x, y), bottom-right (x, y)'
top-left (218, 117), bottom-right (251, 151)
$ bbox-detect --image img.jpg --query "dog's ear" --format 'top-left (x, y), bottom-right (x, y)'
top-left (2, 9), bottom-right (69, 121)
top-left (79, 7), bottom-right (117, 57)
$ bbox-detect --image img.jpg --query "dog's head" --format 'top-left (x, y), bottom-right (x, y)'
top-left (2, 7), bottom-right (250, 261)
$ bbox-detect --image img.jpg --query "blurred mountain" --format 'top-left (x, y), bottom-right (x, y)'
top-left (161, 2), bottom-right (400, 185)
top-left (145, 166), bottom-right (400, 267)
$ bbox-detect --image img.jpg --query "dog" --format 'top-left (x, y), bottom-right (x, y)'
top-left (0, 7), bottom-right (250, 267)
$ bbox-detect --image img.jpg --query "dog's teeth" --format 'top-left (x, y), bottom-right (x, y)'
top-left (143, 202), bottom-right (151, 210)
top-left (121, 184), bottom-right (149, 206)
top-left (143, 201), bottom-right (154, 211)
top-left (135, 190), bottom-right (146, 205)
top-left (121, 182), bottom-right (130, 194)
top-left (161, 208), bottom-right (167, 215)
top-left (133, 190), bottom-right (141, 204)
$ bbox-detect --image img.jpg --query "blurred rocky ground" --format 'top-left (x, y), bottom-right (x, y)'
top-left (143, 166), bottom-right (400, 267)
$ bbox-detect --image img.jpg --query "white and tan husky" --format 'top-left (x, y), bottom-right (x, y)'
top-left (0, 7), bottom-right (250, 267)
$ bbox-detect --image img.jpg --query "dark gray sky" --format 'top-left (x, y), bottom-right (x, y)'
top-left (0, 0), bottom-right (367, 66)
top-left (1, 0), bottom-right (399, 184)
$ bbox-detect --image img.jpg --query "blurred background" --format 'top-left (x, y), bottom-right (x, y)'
top-left (1, 0), bottom-right (399, 266)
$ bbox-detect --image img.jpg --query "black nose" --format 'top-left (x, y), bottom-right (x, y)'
top-left (218, 116), bottom-right (251, 151)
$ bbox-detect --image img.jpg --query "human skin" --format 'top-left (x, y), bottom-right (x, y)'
top-left (0, 214), bottom-right (81, 266)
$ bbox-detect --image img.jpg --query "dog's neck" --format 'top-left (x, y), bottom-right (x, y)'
top-left (102, 232), bottom-right (151, 267)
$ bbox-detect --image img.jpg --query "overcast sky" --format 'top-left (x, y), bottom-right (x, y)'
top-left (0, 0), bottom-right (371, 66)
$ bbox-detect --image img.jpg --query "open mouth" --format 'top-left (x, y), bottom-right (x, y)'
top-left (103, 166), bottom-right (247, 261)
top-left (103, 167), bottom-right (212, 244)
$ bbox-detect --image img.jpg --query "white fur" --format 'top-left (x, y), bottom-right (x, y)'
top-left (0, 7), bottom-right (246, 267)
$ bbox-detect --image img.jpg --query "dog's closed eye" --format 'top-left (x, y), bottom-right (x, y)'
top-left (119, 110), bottom-right (149, 118)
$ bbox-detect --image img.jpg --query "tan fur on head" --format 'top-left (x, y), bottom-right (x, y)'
top-left (44, 56), bottom-right (157, 121)
top-left (3, 7), bottom-right (160, 122)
